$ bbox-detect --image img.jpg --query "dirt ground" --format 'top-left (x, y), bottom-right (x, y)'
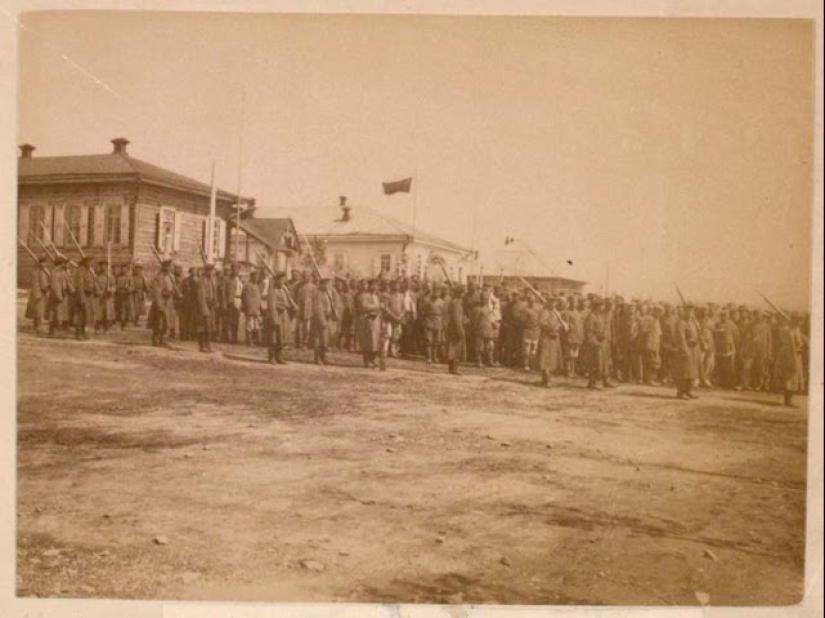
top-left (15, 311), bottom-right (809, 606)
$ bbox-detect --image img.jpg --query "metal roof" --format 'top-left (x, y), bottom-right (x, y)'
top-left (274, 205), bottom-right (470, 254)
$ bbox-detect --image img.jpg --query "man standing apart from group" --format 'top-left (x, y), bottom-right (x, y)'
top-left (264, 273), bottom-right (294, 364)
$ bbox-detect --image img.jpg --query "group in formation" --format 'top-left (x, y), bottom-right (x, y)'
top-left (26, 257), bottom-right (810, 408)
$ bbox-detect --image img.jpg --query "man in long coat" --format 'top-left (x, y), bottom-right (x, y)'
top-left (115, 263), bottom-right (134, 330)
top-left (72, 256), bottom-right (96, 340)
top-left (148, 259), bottom-right (178, 347)
top-left (311, 278), bottom-right (336, 365)
top-left (583, 297), bottom-right (609, 389)
top-left (445, 285), bottom-right (467, 375)
top-left (538, 297), bottom-right (566, 387)
top-left (131, 264), bottom-right (149, 326)
top-left (774, 313), bottom-right (806, 408)
top-left (296, 271), bottom-right (317, 349)
top-left (194, 264), bottom-right (218, 352)
top-left (94, 260), bottom-right (115, 334)
top-left (47, 257), bottom-right (69, 336)
top-left (265, 273), bottom-right (295, 364)
top-left (26, 256), bottom-right (50, 334)
top-left (242, 270), bottom-right (263, 346)
top-left (674, 304), bottom-right (700, 399)
top-left (561, 296), bottom-right (582, 378)
top-left (356, 279), bottom-right (383, 369)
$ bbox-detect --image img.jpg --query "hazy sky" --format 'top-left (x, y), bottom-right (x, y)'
top-left (18, 12), bottom-right (815, 309)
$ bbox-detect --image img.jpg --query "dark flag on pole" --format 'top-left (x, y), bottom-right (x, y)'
top-left (382, 177), bottom-right (413, 195)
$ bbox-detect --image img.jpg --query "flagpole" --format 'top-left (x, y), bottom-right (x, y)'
top-left (234, 89), bottom-right (245, 266)
top-left (207, 160), bottom-right (216, 265)
top-left (412, 169), bottom-right (418, 244)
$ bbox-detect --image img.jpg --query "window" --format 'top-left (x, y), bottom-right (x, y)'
top-left (29, 205), bottom-right (46, 245)
top-left (380, 254), bottom-right (392, 273)
top-left (333, 253), bottom-right (345, 273)
top-left (105, 205), bottom-right (121, 244)
top-left (65, 205), bottom-right (82, 247)
top-left (158, 207), bottom-right (176, 254)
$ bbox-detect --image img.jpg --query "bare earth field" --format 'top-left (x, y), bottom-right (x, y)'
top-left (15, 316), bottom-right (808, 606)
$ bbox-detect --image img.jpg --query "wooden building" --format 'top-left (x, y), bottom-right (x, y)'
top-left (226, 216), bottom-right (302, 277)
top-left (278, 197), bottom-right (472, 283)
top-left (16, 138), bottom-right (253, 285)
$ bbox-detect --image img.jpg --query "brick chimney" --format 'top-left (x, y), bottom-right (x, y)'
top-left (340, 195), bottom-right (351, 222)
top-left (111, 137), bottom-right (130, 155)
top-left (19, 144), bottom-right (35, 159)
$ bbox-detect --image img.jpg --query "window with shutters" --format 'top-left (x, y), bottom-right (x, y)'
top-left (105, 204), bottom-right (121, 244)
top-left (158, 207), bottom-right (176, 254)
top-left (66, 205), bottom-right (82, 247)
top-left (29, 205), bottom-right (48, 245)
top-left (380, 254), bottom-right (392, 274)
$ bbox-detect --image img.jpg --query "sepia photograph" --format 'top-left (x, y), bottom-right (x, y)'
top-left (9, 6), bottom-right (820, 611)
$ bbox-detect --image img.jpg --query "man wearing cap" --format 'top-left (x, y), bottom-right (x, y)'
top-left (148, 259), bottom-right (178, 347)
top-left (537, 297), bottom-right (566, 387)
top-left (774, 313), bottom-right (806, 407)
top-left (446, 285), bottom-right (467, 375)
top-left (642, 306), bottom-right (664, 385)
top-left (115, 263), bottom-right (134, 330)
top-left (469, 292), bottom-right (492, 368)
top-left (265, 273), bottom-right (295, 364)
top-left (180, 267), bottom-right (199, 342)
top-left (46, 257), bottom-right (67, 335)
top-left (93, 260), bottom-right (115, 334)
top-left (696, 306), bottom-right (716, 388)
top-left (131, 264), bottom-right (149, 327)
top-left (71, 256), bottom-right (96, 340)
top-left (735, 308), bottom-right (754, 391)
top-left (421, 285), bottom-right (444, 364)
top-left (583, 297), bottom-right (608, 389)
top-left (193, 264), bottom-right (218, 352)
top-left (521, 293), bottom-right (541, 372)
top-left (750, 311), bottom-right (773, 392)
top-left (713, 311), bottom-right (737, 389)
top-left (561, 296), bottom-right (582, 378)
top-left (242, 269), bottom-right (263, 346)
top-left (356, 279), bottom-right (383, 368)
top-left (310, 277), bottom-right (336, 365)
top-left (223, 264), bottom-right (243, 344)
top-left (296, 271), bottom-right (317, 349)
top-left (674, 304), bottom-right (700, 399)
top-left (26, 256), bottom-right (51, 335)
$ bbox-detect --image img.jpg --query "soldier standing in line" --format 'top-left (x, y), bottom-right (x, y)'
top-left (337, 279), bottom-right (355, 352)
top-left (170, 264), bottom-right (186, 340)
top-left (620, 303), bottom-right (640, 382)
top-left (583, 297), bottom-right (611, 390)
top-left (674, 304), bottom-right (700, 400)
top-left (400, 279), bottom-right (418, 357)
top-left (774, 313), bottom-right (806, 408)
top-left (195, 263), bottom-right (218, 353)
top-left (537, 297), bottom-right (566, 388)
top-left (264, 273), bottom-right (294, 364)
top-left (488, 286), bottom-right (503, 366)
top-left (422, 285), bottom-right (443, 364)
top-left (642, 306), bottom-right (664, 385)
top-left (561, 296), bottom-right (582, 378)
top-left (521, 293), bottom-right (541, 372)
top-left (72, 255), bottom-right (95, 340)
top-left (712, 311), bottom-right (737, 389)
top-left (696, 306), bottom-right (716, 388)
top-left (224, 264), bottom-right (243, 344)
top-left (131, 264), bottom-right (149, 327)
top-left (47, 257), bottom-right (69, 335)
top-left (242, 269), bottom-right (263, 346)
top-left (311, 277), bottom-right (335, 365)
top-left (180, 267), bottom-right (198, 342)
top-left (26, 256), bottom-right (50, 335)
top-left (115, 263), bottom-right (134, 330)
top-left (735, 307), bottom-right (754, 391)
top-left (384, 280), bottom-right (405, 358)
top-left (95, 260), bottom-right (115, 335)
top-left (214, 266), bottom-right (226, 342)
top-left (356, 279), bottom-right (383, 369)
top-left (445, 285), bottom-right (467, 376)
top-left (750, 311), bottom-right (774, 392)
top-left (659, 303), bottom-right (679, 386)
top-left (296, 271), bottom-right (317, 349)
top-left (469, 293), bottom-right (492, 368)
top-left (438, 284), bottom-right (452, 363)
top-left (148, 259), bottom-right (178, 347)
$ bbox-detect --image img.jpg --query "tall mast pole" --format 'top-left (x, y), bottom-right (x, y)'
top-left (234, 89), bottom-right (245, 265)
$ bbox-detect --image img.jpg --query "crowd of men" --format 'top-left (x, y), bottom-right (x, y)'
top-left (26, 257), bottom-right (811, 408)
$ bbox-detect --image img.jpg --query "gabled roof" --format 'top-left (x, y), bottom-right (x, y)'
top-left (18, 152), bottom-right (253, 204)
top-left (238, 218), bottom-right (301, 252)
top-left (275, 205), bottom-right (470, 254)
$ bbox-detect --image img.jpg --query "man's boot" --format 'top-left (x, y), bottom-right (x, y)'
top-left (321, 349), bottom-right (329, 366)
top-left (267, 345), bottom-right (275, 363)
top-left (784, 391), bottom-right (795, 408)
top-left (542, 370), bottom-right (551, 388)
top-left (314, 349), bottom-right (322, 365)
